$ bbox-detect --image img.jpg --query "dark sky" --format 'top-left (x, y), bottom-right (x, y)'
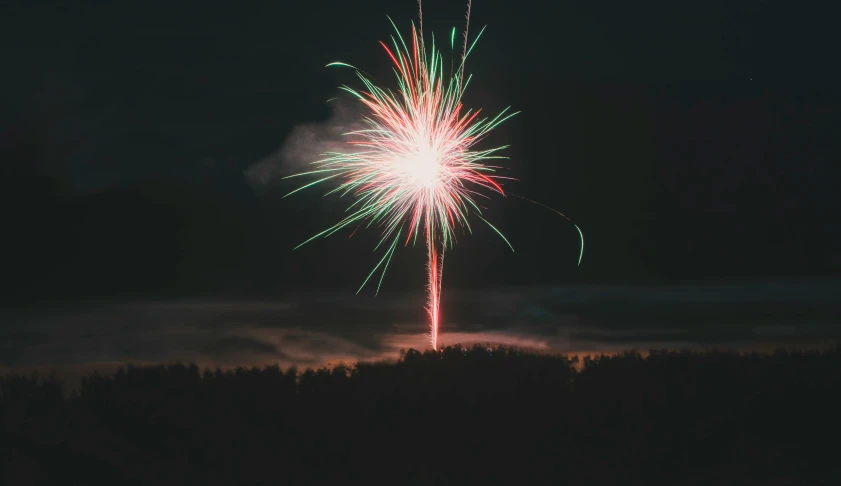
top-left (2, 0), bottom-right (840, 306)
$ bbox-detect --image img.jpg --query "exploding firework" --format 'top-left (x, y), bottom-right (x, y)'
top-left (285, 1), bottom-right (517, 350)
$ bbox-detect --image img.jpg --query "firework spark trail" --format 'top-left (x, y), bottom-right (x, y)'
top-left (285, 2), bottom-right (518, 350)
top-left (418, 0), bottom-right (423, 38)
top-left (462, 1), bottom-right (472, 68)
top-left (510, 193), bottom-right (585, 266)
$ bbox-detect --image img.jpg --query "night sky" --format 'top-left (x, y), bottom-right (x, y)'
top-left (2, 0), bottom-right (839, 371)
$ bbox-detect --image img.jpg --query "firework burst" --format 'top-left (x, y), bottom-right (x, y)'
top-left (285, 1), bottom-right (517, 350)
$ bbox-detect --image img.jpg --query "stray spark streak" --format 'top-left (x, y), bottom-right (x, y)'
top-left (509, 193), bottom-right (585, 267)
top-left (285, 1), bottom-right (517, 350)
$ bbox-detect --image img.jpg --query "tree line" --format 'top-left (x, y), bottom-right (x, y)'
top-left (2, 344), bottom-right (840, 485)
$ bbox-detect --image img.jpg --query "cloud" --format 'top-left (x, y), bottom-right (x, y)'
top-left (245, 98), bottom-right (365, 187)
top-left (199, 335), bottom-right (283, 360)
top-left (568, 329), bottom-right (689, 345)
top-left (1, 280), bottom-right (838, 379)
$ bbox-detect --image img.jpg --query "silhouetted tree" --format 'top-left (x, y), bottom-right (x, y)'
top-left (2, 346), bottom-right (840, 485)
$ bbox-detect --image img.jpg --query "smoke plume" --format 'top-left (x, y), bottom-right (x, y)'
top-left (245, 98), bottom-right (364, 188)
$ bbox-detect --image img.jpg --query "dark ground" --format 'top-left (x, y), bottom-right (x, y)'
top-left (2, 345), bottom-right (840, 485)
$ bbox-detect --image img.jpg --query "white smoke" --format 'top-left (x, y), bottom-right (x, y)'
top-left (245, 98), bottom-right (364, 187)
